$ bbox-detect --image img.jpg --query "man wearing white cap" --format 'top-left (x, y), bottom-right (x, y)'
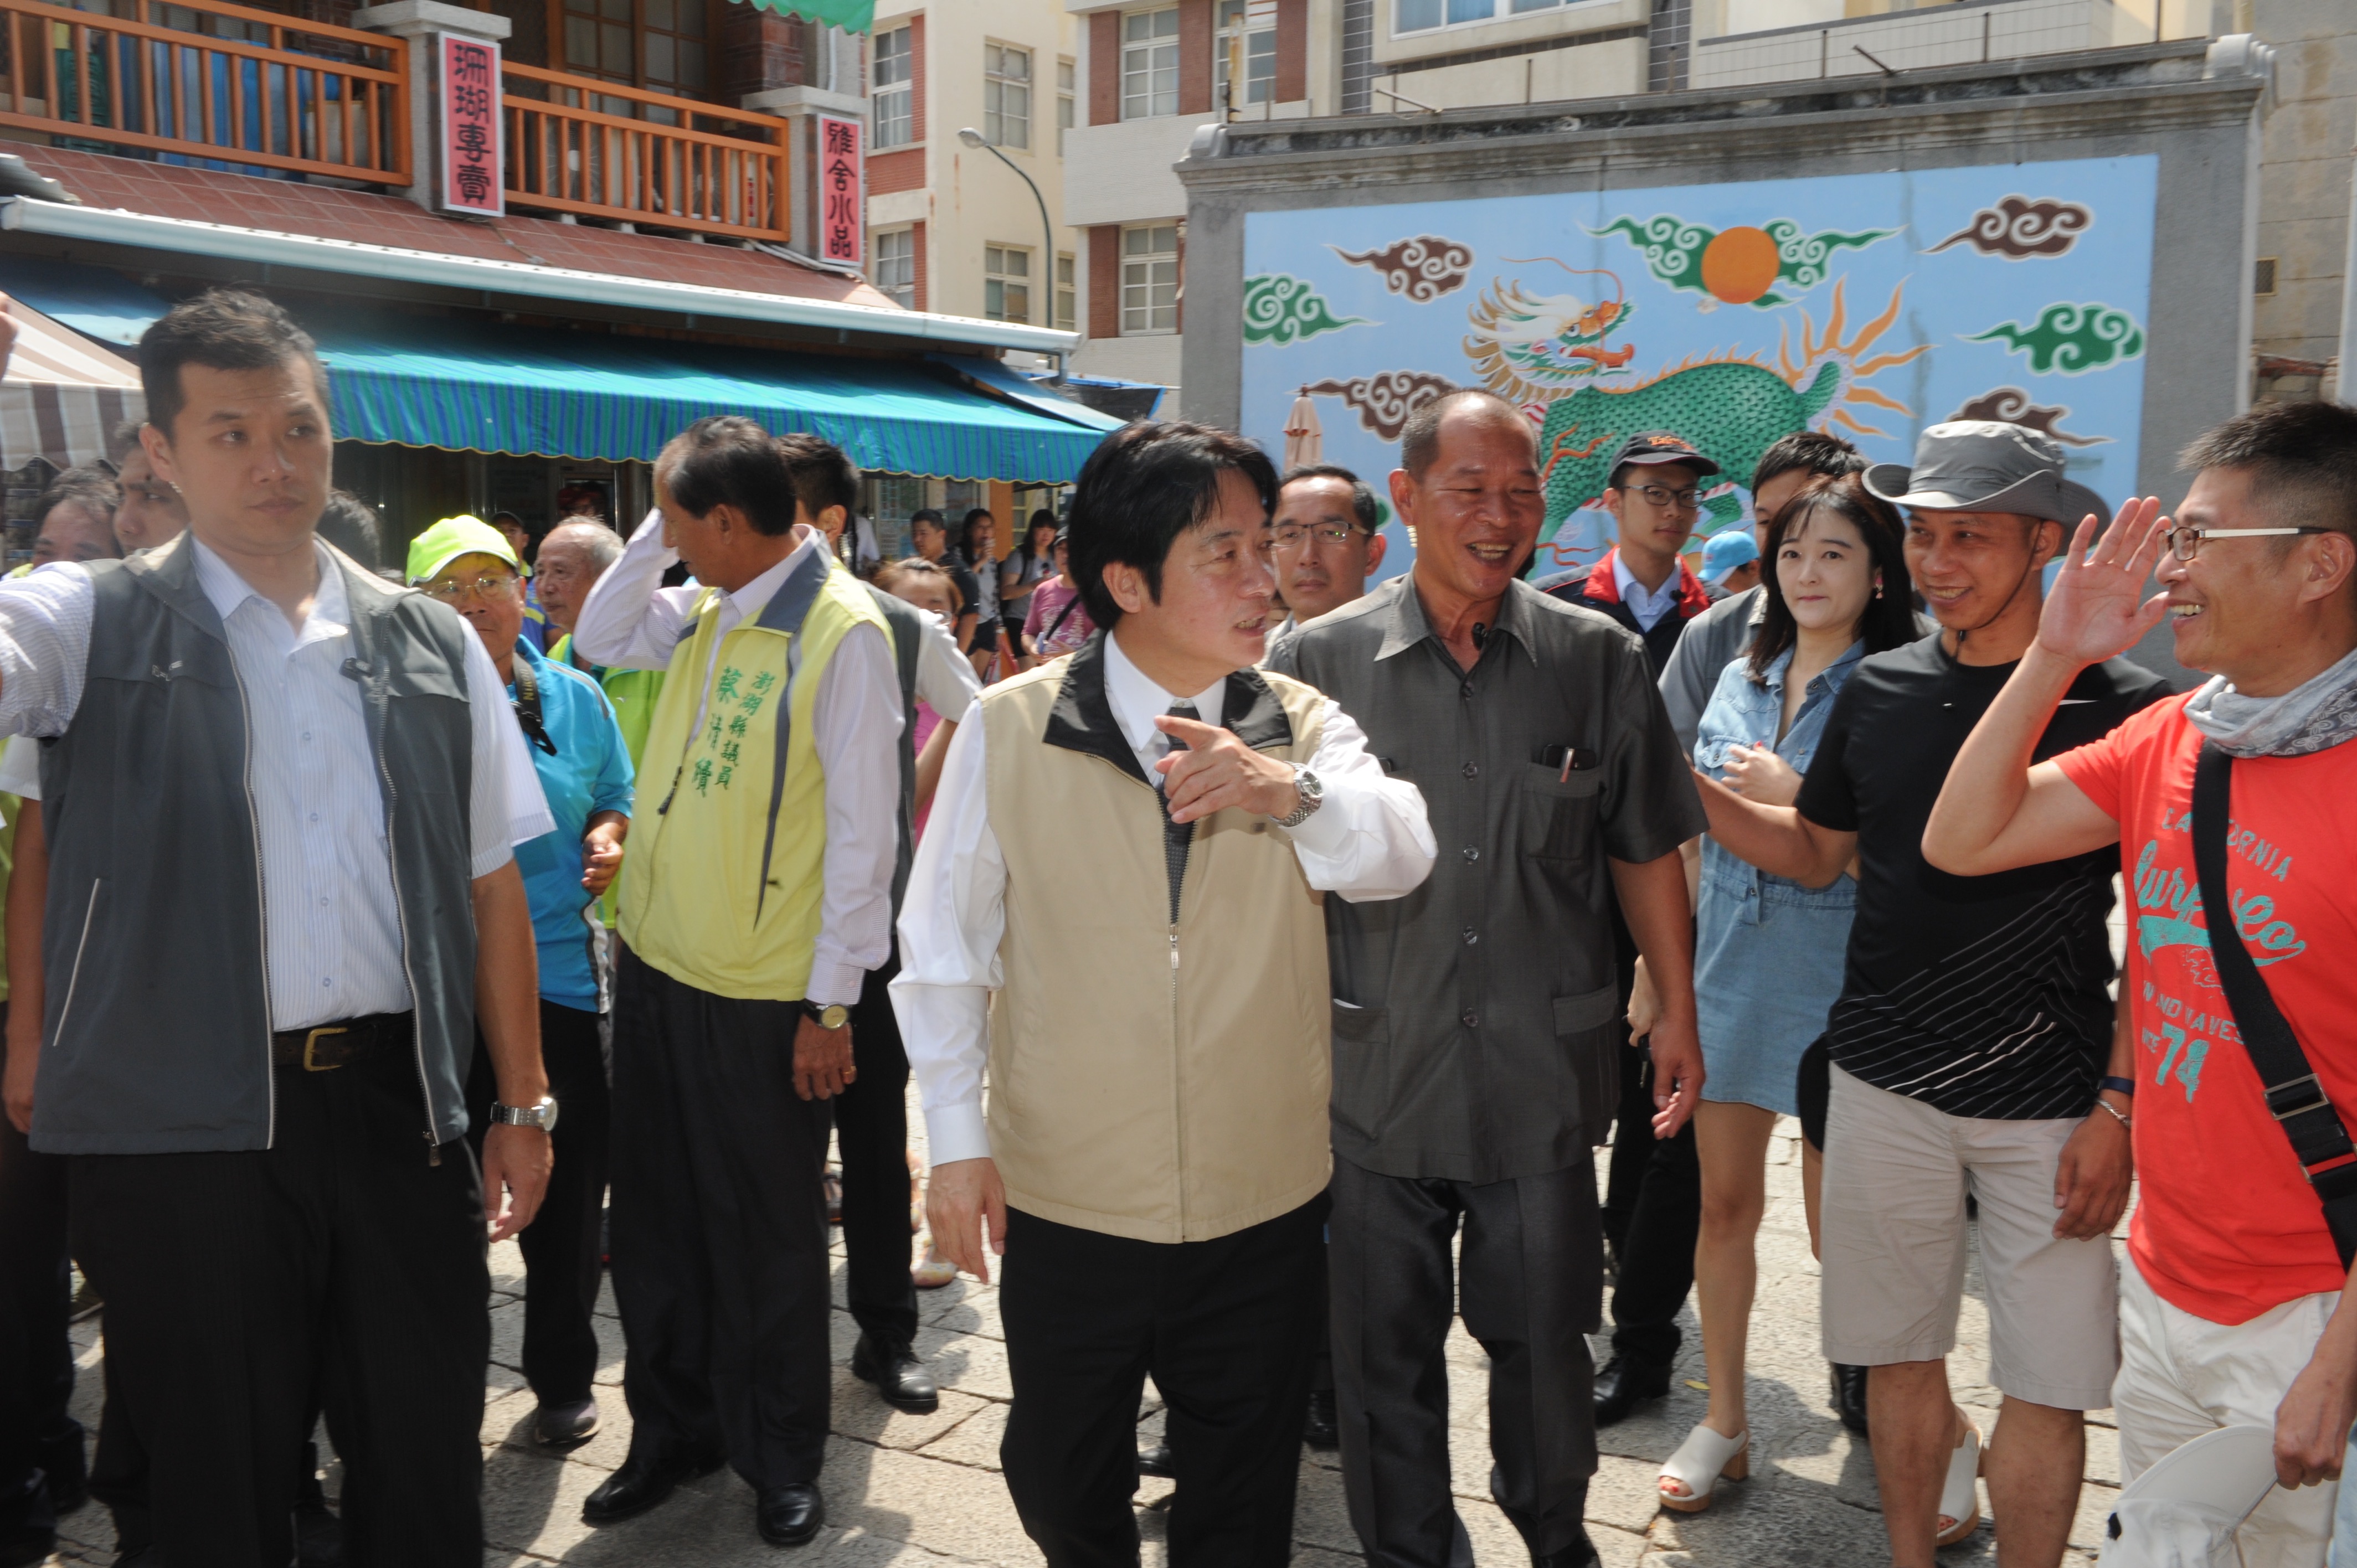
top-left (1700, 421), bottom-right (2169, 1567)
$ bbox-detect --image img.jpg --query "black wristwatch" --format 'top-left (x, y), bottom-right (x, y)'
top-left (801, 1000), bottom-right (850, 1030)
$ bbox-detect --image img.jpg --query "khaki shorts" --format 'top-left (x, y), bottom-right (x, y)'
top-left (1820, 1065), bottom-right (2119, 1410)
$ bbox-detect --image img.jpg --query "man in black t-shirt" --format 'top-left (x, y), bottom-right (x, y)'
top-left (1698, 423), bottom-right (2164, 1568)
top-left (910, 508), bottom-right (981, 654)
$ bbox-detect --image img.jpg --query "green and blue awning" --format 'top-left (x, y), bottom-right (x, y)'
top-left (727, 0), bottom-right (873, 33)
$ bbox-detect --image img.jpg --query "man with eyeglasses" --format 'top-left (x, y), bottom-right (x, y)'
top-left (1926, 403), bottom-right (2357, 1568)
top-left (1266, 464), bottom-right (1388, 662)
top-left (1545, 432), bottom-right (1719, 677)
top-left (1700, 421), bottom-right (2165, 1568)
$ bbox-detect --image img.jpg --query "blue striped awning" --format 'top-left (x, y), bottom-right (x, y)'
top-left (313, 317), bottom-right (1108, 483)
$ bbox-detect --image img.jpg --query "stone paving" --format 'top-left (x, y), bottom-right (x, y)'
top-left (43, 1099), bottom-right (2133, 1567)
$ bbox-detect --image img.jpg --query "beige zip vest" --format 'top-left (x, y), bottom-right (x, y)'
top-left (980, 648), bottom-right (1333, 1243)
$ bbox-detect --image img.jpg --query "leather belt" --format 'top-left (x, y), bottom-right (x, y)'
top-left (269, 1013), bottom-right (415, 1072)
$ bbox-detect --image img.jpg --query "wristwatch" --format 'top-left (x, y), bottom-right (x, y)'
top-left (1273, 765), bottom-right (1324, 829)
top-left (490, 1096), bottom-right (559, 1133)
top-left (802, 1000), bottom-right (851, 1030)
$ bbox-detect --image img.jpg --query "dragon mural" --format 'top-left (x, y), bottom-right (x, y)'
top-left (1460, 262), bottom-right (1636, 404)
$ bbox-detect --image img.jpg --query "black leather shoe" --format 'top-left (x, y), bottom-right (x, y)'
top-left (1136, 1441), bottom-right (1175, 1478)
top-left (1531, 1536), bottom-right (1599, 1568)
top-left (755, 1483), bottom-right (824, 1547)
top-left (1832, 1363), bottom-right (1871, 1436)
top-left (294, 1493), bottom-right (343, 1568)
top-left (581, 1445), bottom-right (725, 1525)
top-left (1592, 1354), bottom-right (1671, 1427)
top-left (0, 1528), bottom-right (53, 1568)
top-left (1303, 1389), bottom-right (1339, 1451)
top-left (536, 1397), bottom-right (603, 1448)
top-left (851, 1332), bottom-right (938, 1415)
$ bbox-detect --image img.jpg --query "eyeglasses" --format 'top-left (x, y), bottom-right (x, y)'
top-left (1630, 483), bottom-right (1701, 513)
top-left (419, 573), bottom-right (517, 603)
top-left (1270, 522), bottom-right (1367, 550)
top-left (2167, 525), bottom-right (2332, 561)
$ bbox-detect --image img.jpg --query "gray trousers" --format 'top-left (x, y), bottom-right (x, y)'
top-left (1329, 1156), bottom-right (1602, 1567)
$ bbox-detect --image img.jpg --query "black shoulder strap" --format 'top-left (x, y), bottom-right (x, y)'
top-left (510, 656), bottom-right (557, 756)
top-left (2191, 740), bottom-right (2357, 1268)
top-left (1042, 594), bottom-right (1081, 647)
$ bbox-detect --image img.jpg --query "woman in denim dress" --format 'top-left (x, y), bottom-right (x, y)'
top-left (1652, 479), bottom-right (1919, 1511)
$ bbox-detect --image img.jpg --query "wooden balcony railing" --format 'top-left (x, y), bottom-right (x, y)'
top-left (0, 0), bottom-right (406, 186)
top-left (501, 61), bottom-right (788, 242)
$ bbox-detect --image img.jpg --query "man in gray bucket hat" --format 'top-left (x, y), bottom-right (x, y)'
top-left (1692, 417), bottom-right (2170, 1567)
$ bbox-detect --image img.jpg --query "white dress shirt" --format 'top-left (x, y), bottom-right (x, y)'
top-left (0, 541), bottom-right (554, 1032)
top-left (891, 630), bottom-right (1437, 1166)
top-left (572, 510), bottom-right (901, 1005)
top-left (907, 604), bottom-right (984, 720)
top-left (1612, 550), bottom-right (1685, 633)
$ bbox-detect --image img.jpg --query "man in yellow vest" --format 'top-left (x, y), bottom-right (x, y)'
top-left (569, 415), bottom-right (900, 1550)
top-left (896, 420), bottom-right (1437, 1566)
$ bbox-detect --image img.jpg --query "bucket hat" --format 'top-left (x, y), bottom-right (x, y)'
top-left (1865, 420), bottom-right (2111, 528)
top-left (2095, 1423), bottom-right (2278, 1568)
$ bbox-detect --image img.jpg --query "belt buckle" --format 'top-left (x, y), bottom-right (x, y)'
top-left (302, 1026), bottom-right (349, 1072)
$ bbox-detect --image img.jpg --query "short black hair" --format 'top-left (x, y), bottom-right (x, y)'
top-left (1068, 420), bottom-right (1279, 630)
top-left (910, 507), bottom-right (946, 535)
top-left (316, 488), bottom-right (383, 568)
top-left (105, 420), bottom-right (144, 466)
top-left (2181, 401), bottom-right (2357, 542)
top-left (1398, 388), bottom-right (1522, 481)
top-left (138, 289), bottom-right (325, 439)
top-left (32, 466), bottom-right (121, 537)
top-left (1279, 463), bottom-right (1380, 534)
top-left (1752, 429), bottom-right (1865, 496)
top-left (774, 431), bottom-right (861, 522)
top-left (658, 415), bottom-right (796, 537)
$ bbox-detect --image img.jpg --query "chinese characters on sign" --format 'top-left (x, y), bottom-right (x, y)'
top-left (439, 33), bottom-right (504, 218)
top-left (816, 114), bottom-right (862, 268)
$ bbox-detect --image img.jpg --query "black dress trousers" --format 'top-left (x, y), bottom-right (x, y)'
top-left (608, 950), bottom-right (833, 1490)
top-left (999, 1198), bottom-right (1326, 1568)
top-left (0, 1044), bottom-right (84, 1540)
top-left (466, 997), bottom-right (613, 1406)
top-left (67, 1044), bottom-right (490, 1568)
top-left (1599, 1040), bottom-right (1700, 1368)
top-left (835, 948), bottom-right (919, 1348)
top-left (1328, 1156), bottom-right (1601, 1568)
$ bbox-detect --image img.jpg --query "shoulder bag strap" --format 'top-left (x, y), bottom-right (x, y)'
top-left (2191, 739), bottom-right (2357, 1269)
top-left (510, 657), bottom-right (558, 756)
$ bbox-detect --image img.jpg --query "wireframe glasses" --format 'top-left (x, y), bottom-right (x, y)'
top-left (420, 574), bottom-right (517, 602)
top-left (1271, 522), bottom-right (1362, 549)
top-left (2167, 525), bottom-right (2330, 561)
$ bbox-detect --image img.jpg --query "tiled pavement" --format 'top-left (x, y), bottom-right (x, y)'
top-left (43, 1103), bottom-right (2130, 1566)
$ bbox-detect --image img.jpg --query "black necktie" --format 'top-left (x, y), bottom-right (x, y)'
top-left (1157, 701), bottom-right (1198, 924)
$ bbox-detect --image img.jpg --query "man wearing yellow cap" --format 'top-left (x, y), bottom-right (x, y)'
top-left (407, 516), bottom-right (634, 1453)
top-left (571, 416), bottom-right (900, 1549)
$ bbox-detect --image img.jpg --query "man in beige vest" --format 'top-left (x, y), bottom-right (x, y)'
top-left (894, 420), bottom-right (1435, 1567)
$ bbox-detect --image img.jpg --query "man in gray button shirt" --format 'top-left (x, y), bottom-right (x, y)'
top-left (1270, 389), bottom-right (1706, 1568)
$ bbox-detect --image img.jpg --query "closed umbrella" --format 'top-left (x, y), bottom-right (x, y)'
top-left (1282, 389), bottom-right (1323, 470)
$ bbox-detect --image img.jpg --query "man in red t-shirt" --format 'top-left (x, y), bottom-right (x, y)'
top-left (1924, 401), bottom-right (2357, 1568)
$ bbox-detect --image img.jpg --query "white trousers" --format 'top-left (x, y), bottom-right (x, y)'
top-left (2114, 1257), bottom-right (2338, 1568)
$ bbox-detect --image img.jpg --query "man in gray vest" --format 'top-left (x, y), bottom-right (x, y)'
top-left (0, 289), bottom-right (557, 1567)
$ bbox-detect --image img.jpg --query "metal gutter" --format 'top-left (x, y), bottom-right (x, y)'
top-left (0, 197), bottom-right (1080, 355)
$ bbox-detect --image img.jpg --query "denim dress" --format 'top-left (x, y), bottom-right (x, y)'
top-left (1693, 643), bottom-right (1863, 1113)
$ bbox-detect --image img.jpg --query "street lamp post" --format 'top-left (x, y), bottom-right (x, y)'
top-left (958, 126), bottom-right (1062, 381)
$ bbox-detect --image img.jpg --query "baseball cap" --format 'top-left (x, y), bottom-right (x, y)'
top-left (1610, 431), bottom-right (1722, 480)
top-left (2096, 1423), bottom-right (2277, 1568)
top-left (1700, 529), bottom-right (1760, 586)
top-left (1864, 420), bottom-right (2111, 528)
top-left (408, 514), bottom-right (525, 586)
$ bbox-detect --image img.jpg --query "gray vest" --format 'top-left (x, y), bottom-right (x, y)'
top-left (29, 535), bottom-right (482, 1156)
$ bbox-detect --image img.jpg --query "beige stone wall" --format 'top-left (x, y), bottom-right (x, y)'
top-left (2253, 0), bottom-right (2357, 369)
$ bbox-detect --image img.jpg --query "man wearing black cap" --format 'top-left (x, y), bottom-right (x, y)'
top-left (1697, 421), bottom-right (2164, 1568)
top-left (1542, 431), bottom-right (1722, 1427)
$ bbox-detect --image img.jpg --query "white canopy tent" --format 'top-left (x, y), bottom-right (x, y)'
top-left (0, 297), bottom-right (142, 472)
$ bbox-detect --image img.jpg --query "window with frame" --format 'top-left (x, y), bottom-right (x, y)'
top-left (1214, 0), bottom-right (1277, 107)
top-left (873, 25), bottom-right (914, 148)
top-left (985, 245), bottom-right (1032, 324)
top-left (873, 228), bottom-right (916, 309)
top-left (1120, 224), bottom-right (1179, 336)
top-left (561, 0), bottom-right (707, 110)
top-left (1122, 8), bottom-right (1180, 120)
top-left (984, 43), bottom-right (1031, 149)
top-left (1395, 0), bottom-right (1555, 33)
top-left (1057, 59), bottom-right (1074, 156)
top-left (1055, 253), bottom-right (1075, 331)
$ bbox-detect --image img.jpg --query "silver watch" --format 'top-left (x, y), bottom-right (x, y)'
top-left (490, 1096), bottom-right (560, 1134)
top-left (1273, 764), bottom-right (1324, 828)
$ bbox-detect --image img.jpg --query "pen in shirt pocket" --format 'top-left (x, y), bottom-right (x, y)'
top-left (1536, 743), bottom-right (1601, 783)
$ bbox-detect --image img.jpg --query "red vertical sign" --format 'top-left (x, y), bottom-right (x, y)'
top-left (439, 34), bottom-right (504, 218)
top-left (817, 114), bottom-right (863, 268)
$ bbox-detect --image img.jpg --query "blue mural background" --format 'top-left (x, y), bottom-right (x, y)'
top-left (1239, 155), bottom-right (2158, 582)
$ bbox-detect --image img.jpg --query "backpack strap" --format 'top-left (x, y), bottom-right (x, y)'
top-left (2191, 739), bottom-right (2357, 1269)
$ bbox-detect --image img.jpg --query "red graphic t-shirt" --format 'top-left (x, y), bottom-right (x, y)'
top-left (2056, 696), bottom-right (2357, 1325)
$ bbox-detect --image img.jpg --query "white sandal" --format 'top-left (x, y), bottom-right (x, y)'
top-left (1936, 1418), bottom-right (1983, 1546)
top-left (1658, 1421), bottom-right (1749, 1513)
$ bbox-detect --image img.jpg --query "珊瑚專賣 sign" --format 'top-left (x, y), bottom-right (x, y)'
top-left (438, 33), bottom-right (503, 218)
top-left (816, 114), bottom-right (862, 268)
